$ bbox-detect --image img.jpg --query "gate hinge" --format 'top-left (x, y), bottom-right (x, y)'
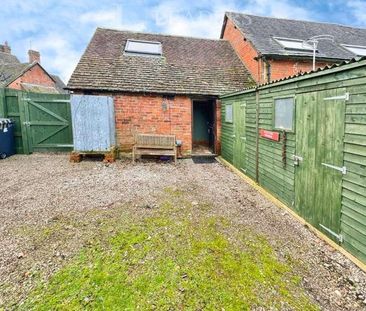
top-left (319, 224), bottom-right (343, 243)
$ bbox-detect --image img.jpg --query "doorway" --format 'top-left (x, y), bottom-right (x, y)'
top-left (192, 100), bottom-right (215, 155)
top-left (295, 88), bottom-right (346, 242)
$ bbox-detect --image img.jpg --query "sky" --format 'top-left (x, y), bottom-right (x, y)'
top-left (1, 0), bottom-right (365, 83)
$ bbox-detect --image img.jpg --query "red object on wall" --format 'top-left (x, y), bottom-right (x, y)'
top-left (259, 129), bottom-right (280, 141)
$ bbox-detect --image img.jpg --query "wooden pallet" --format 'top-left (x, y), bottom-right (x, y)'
top-left (70, 147), bottom-right (118, 163)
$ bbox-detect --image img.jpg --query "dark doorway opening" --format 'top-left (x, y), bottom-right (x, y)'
top-left (192, 100), bottom-right (215, 155)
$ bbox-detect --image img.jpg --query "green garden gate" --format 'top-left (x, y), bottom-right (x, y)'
top-left (0, 89), bottom-right (72, 154)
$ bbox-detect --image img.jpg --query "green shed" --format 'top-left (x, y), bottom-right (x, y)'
top-left (220, 57), bottom-right (366, 264)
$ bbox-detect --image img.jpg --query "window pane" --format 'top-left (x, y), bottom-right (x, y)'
top-left (274, 38), bottom-right (313, 51)
top-left (125, 40), bottom-right (162, 55)
top-left (274, 98), bottom-right (294, 130)
top-left (343, 45), bottom-right (366, 56)
top-left (225, 104), bottom-right (233, 123)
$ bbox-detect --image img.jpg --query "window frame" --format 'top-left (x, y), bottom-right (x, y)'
top-left (273, 37), bottom-right (314, 52)
top-left (272, 96), bottom-right (296, 132)
top-left (225, 103), bottom-right (233, 123)
top-left (341, 44), bottom-right (366, 56)
top-left (124, 39), bottom-right (163, 56)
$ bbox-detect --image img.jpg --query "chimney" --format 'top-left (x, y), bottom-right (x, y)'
top-left (0, 41), bottom-right (11, 54)
top-left (28, 49), bottom-right (40, 63)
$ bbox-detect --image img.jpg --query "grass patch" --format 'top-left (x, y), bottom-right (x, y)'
top-left (22, 199), bottom-right (318, 310)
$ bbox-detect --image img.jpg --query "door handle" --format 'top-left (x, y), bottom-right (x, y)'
top-left (321, 163), bottom-right (347, 174)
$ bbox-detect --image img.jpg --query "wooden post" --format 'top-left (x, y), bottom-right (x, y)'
top-left (0, 88), bottom-right (6, 118)
top-left (255, 89), bottom-right (259, 183)
top-left (18, 91), bottom-right (31, 154)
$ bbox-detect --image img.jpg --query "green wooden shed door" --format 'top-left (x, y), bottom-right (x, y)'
top-left (295, 89), bottom-right (346, 242)
top-left (233, 101), bottom-right (246, 171)
top-left (22, 94), bottom-right (73, 153)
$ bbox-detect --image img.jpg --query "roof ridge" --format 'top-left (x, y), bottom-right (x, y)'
top-left (96, 27), bottom-right (225, 42)
top-left (225, 12), bottom-right (366, 31)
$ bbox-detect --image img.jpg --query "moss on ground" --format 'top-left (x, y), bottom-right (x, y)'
top-left (21, 195), bottom-right (318, 311)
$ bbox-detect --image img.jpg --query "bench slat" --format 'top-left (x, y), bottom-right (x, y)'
top-left (133, 133), bottom-right (177, 164)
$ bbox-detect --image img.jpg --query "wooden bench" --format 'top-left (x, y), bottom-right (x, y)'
top-left (132, 134), bottom-right (177, 164)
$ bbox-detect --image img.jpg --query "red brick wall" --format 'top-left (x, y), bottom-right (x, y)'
top-left (222, 18), bottom-right (262, 83)
top-left (8, 64), bottom-right (55, 90)
top-left (223, 17), bottom-right (337, 83)
top-left (114, 94), bottom-right (193, 155)
top-left (269, 59), bottom-right (334, 81)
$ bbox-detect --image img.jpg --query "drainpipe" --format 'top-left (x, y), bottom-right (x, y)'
top-left (262, 56), bottom-right (271, 83)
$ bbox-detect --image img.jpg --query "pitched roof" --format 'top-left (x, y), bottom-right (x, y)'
top-left (0, 62), bottom-right (31, 87)
top-left (0, 49), bottom-right (67, 93)
top-left (51, 74), bottom-right (68, 94)
top-left (67, 28), bottom-right (254, 95)
top-left (222, 12), bottom-right (366, 60)
top-left (0, 51), bottom-right (20, 64)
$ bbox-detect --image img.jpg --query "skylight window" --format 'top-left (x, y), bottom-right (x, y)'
top-left (342, 44), bottom-right (366, 56)
top-left (274, 37), bottom-right (313, 51)
top-left (125, 39), bottom-right (162, 56)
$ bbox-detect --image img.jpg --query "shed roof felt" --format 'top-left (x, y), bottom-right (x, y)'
top-left (222, 12), bottom-right (366, 61)
top-left (67, 28), bottom-right (254, 95)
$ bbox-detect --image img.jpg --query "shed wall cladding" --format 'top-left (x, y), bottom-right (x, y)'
top-left (221, 59), bottom-right (366, 264)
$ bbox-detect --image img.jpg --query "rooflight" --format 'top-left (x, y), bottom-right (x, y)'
top-left (274, 37), bottom-right (313, 51)
top-left (125, 39), bottom-right (162, 56)
top-left (342, 44), bottom-right (366, 56)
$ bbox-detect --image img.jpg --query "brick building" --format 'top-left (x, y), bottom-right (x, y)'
top-left (221, 13), bottom-right (366, 84)
top-left (0, 42), bottom-right (66, 93)
top-left (67, 28), bottom-right (253, 155)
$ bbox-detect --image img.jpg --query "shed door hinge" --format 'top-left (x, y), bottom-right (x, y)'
top-left (319, 224), bottom-right (343, 243)
top-left (323, 92), bottom-right (349, 101)
top-left (321, 163), bottom-right (347, 174)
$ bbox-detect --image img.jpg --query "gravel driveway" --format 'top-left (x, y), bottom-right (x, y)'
top-left (0, 154), bottom-right (365, 310)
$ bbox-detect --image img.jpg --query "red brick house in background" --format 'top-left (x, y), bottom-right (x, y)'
top-left (0, 42), bottom-right (67, 93)
top-left (67, 28), bottom-right (253, 155)
top-left (221, 13), bottom-right (366, 84)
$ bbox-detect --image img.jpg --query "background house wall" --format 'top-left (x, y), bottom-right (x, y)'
top-left (222, 17), bottom-right (336, 83)
top-left (8, 64), bottom-right (56, 90)
top-left (268, 58), bottom-right (331, 81)
top-left (222, 19), bottom-right (262, 83)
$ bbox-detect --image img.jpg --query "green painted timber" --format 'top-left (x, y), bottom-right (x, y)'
top-left (220, 58), bottom-right (366, 264)
top-left (221, 99), bottom-right (234, 163)
top-left (1, 88), bottom-right (72, 154)
top-left (295, 88), bottom-right (345, 241)
top-left (233, 99), bottom-right (246, 171)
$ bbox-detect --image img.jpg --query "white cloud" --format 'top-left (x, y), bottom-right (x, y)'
top-left (152, 0), bottom-right (240, 38)
top-left (29, 35), bottom-right (80, 83)
top-left (151, 0), bottom-right (313, 39)
top-left (79, 7), bottom-right (146, 31)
